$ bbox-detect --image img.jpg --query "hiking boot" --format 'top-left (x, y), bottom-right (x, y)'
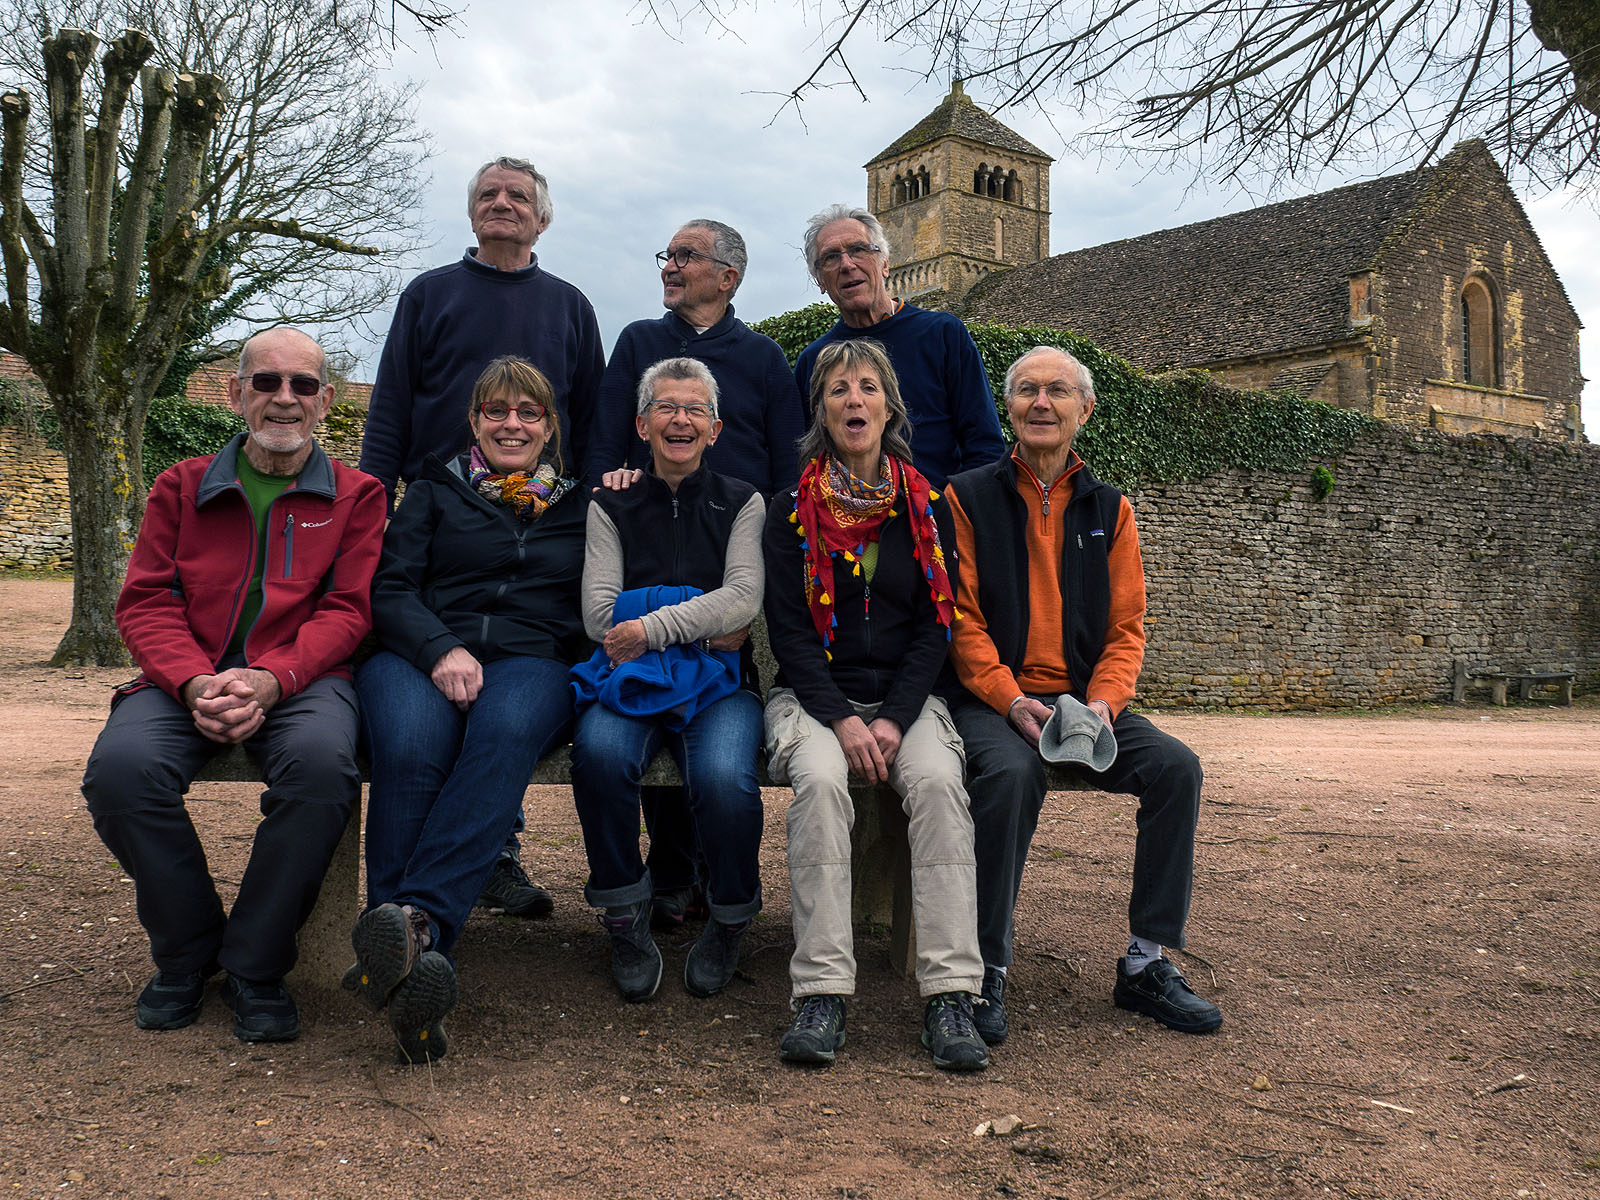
top-left (778, 994), bottom-right (847, 1066)
top-left (684, 919), bottom-right (749, 998)
top-left (651, 885), bottom-right (695, 931)
top-left (220, 974), bottom-right (300, 1043)
top-left (476, 856), bottom-right (554, 918)
top-left (135, 969), bottom-right (207, 1031)
top-left (600, 899), bottom-right (662, 1002)
top-left (921, 992), bottom-right (989, 1072)
top-left (974, 965), bottom-right (1009, 1046)
top-left (1113, 957), bottom-right (1223, 1034)
top-left (389, 951), bottom-right (458, 1065)
top-left (350, 903), bottom-right (431, 1009)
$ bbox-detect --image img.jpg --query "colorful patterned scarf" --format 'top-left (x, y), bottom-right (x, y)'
top-left (789, 453), bottom-right (957, 655)
top-left (468, 447), bottom-right (571, 518)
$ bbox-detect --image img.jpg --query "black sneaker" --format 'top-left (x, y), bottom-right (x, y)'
top-left (778, 994), bottom-right (847, 1065)
top-left (389, 951), bottom-right (458, 1065)
top-left (220, 974), bottom-right (300, 1043)
top-left (476, 856), bottom-right (554, 918)
top-left (684, 919), bottom-right (749, 998)
top-left (1113, 957), bottom-right (1223, 1034)
top-left (921, 992), bottom-right (989, 1071)
top-left (350, 903), bottom-right (430, 1009)
top-left (974, 965), bottom-right (1009, 1046)
top-left (650, 886), bottom-right (695, 931)
top-left (600, 899), bottom-right (662, 1002)
top-left (135, 969), bottom-right (207, 1031)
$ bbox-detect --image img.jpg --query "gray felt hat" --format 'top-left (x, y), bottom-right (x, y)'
top-left (1038, 695), bottom-right (1118, 772)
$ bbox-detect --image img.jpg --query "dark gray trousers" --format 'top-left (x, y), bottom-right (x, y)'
top-left (949, 695), bottom-right (1202, 968)
top-left (81, 676), bottom-right (359, 982)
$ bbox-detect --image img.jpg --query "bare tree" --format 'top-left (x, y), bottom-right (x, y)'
top-left (0, 2), bottom-right (429, 666)
top-left (659, 1), bottom-right (1600, 196)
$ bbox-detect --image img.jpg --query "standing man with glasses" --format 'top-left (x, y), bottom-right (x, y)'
top-left (82, 328), bottom-right (386, 1044)
top-left (360, 155), bottom-right (606, 921)
top-left (586, 219), bottom-right (801, 495)
top-left (794, 204), bottom-right (1005, 488)
top-left (586, 220), bottom-right (800, 931)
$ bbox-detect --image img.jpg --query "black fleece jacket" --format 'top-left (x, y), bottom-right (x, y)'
top-left (369, 452), bottom-right (590, 671)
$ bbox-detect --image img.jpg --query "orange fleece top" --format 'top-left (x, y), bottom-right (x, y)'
top-left (948, 451), bottom-right (1146, 717)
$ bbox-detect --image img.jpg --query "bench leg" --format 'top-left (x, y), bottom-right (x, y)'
top-left (1519, 678), bottom-right (1534, 703)
top-left (1558, 679), bottom-right (1573, 705)
top-left (1491, 678), bottom-right (1509, 706)
top-left (848, 785), bottom-right (916, 980)
top-left (287, 784), bottom-right (362, 996)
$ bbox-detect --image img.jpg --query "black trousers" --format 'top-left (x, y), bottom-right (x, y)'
top-left (81, 676), bottom-right (359, 982)
top-left (949, 695), bottom-right (1202, 969)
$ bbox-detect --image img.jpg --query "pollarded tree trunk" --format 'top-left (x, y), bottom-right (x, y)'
top-left (49, 393), bottom-right (143, 667)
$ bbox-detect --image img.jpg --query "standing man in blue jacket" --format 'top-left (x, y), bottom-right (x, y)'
top-left (360, 155), bottom-right (605, 920)
top-left (586, 219), bottom-right (801, 927)
top-left (586, 219), bottom-right (802, 494)
top-left (793, 204), bottom-right (1006, 489)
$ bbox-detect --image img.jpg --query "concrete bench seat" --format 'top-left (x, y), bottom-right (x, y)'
top-left (192, 734), bottom-right (1088, 994)
top-left (1452, 660), bottom-right (1574, 706)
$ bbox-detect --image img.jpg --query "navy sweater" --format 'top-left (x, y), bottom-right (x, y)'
top-left (793, 303), bottom-right (1007, 488)
top-left (586, 307), bottom-right (803, 495)
top-left (359, 250), bottom-right (605, 508)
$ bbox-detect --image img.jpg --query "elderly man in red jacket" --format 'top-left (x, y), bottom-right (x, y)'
top-left (82, 328), bottom-right (386, 1044)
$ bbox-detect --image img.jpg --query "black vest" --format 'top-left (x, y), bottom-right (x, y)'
top-left (948, 454), bottom-right (1123, 698)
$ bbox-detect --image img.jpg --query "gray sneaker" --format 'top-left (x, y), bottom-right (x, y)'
top-left (389, 951), bottom-right (458, 1064)
top-left (476, 856), bottom-right (554, 918)
top-left (684, 919), bottom-right (749, 998)
top-left (350, 903), bottom-right (430, 1009)
top-left (779, 994), bottom-right (847, 1065)
top-left (974, 965), bottom-right (1008, 1045)
top-left (922, 992), bottom-right (989, 1071)
top-left (600, 899), bottom-right (662, 1002)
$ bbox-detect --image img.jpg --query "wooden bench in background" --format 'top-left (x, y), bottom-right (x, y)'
top-left (1452, 659), bottom-right (1574, 706)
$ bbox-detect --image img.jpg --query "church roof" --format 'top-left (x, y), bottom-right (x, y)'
top-left (963, 141), bottom-right (1522, 368)
top-left (868, 80), bottom-right (1050, 164)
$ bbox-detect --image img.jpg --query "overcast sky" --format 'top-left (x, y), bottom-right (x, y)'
top-left (359, 3), bottom-right (1596, 433)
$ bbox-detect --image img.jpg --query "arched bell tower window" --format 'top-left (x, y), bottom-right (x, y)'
top-left (1461, 275), bottom-right (1499, 388)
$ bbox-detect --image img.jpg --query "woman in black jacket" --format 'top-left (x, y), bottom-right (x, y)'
top-left (763, 339), bottom-right (988, 1074)
top-left (348, 356), bottom-right (587, 1063)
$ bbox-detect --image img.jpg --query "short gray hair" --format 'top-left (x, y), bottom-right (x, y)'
top-left (467, 157), bottom-right (554, 228)
top-left (1004, 345), bottom-right (1096, 405)
top-left (803, 204), bottom-right (891, 285)
top-left (636, 357), bottom-right (720, 421)
top-left (679, 219), bottom-right (747, 296)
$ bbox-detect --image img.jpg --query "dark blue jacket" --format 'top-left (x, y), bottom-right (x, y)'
top-left (587, 307), bottom-right (802, 494)
top-left (359, 250), bottom-right (605, 508)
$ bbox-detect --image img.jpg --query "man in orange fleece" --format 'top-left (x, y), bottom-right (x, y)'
top-left (945, 346), bottom-right (1221, 1045)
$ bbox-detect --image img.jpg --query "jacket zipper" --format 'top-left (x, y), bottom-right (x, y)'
top-left (282, 511), bottom-right (295, 576)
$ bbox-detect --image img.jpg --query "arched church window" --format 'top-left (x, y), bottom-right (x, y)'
top-left (1004, 170), bottom-right (1020, 202)
top-left (1461, 276), bottom-right (1498, 387)
top-left (974, 164), bottom-right (988, 194)
top-left (917, 166), bottom-right (930, 196)
top-left (892, 175), bottom-right (907, 205)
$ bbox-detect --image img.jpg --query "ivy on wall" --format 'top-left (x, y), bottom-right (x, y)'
top-left (751, 303), bottom-right (1375, 491)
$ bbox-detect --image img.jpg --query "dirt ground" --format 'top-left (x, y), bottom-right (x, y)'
top-left (0, 578), bottom-right (1595, 1199)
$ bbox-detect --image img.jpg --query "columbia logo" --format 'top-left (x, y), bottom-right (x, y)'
top-left (299, 518), bottom-right (333, 529)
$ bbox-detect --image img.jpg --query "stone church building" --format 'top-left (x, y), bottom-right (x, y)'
top-left (868, 83), bottom-right (1585, 441)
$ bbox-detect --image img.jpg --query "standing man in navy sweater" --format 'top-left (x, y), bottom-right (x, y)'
top-left (587, 219), bottom-right (800, 928)
top-left (586, 219), bottom-right (801, 494)
top-left (793, 205), bottom-right (1006, 488)
top-left (360, 155), bottom-right (605, 920)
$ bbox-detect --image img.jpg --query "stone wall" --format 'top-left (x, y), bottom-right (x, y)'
top-left (1132, 422), bottom-right (1600, 707)
top-left (5, 414), bottom-right (1596, 707)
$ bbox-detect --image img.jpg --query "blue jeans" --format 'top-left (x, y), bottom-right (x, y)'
top-left (569, 690), bottom-right (763, 923)
top-left (357, 651), bottom-right (573, 957)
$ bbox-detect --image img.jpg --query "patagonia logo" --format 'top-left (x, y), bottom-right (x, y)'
top-left (708, 500), bottom-right (726, 511)
top-left (1089, 528), bottom-right (1105, 538)
top-left (299, 518), bottom-right (333, 529)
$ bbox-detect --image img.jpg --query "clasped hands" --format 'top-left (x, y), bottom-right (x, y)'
top-left (181, 667), bottom-right (283, 744)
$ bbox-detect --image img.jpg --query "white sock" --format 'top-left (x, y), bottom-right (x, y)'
top-left (1123, 935), bottom-right (1161, 973)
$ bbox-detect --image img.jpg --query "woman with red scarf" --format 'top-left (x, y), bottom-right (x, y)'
top-left (762, 339), bottom-right (988, 1073)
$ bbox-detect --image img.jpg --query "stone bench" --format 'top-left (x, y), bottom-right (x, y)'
top-left (193, 729), bottom-right (1089, 994)
top-left (1451, 660), bottom-right (1574, 706)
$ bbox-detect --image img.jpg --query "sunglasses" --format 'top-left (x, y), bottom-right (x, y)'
top-left (244, 371), bottom-right (323, 398)
top-left (478, 400), bottom-right (548, 423)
